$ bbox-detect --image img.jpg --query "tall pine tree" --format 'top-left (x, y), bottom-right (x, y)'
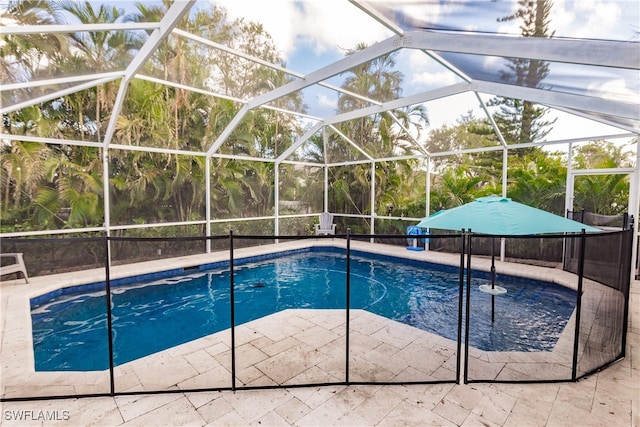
top-left (488, 0), bottom-right (557, 147)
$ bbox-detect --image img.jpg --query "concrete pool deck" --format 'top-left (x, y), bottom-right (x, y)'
top-left (1, 239), bottom-right (638, 426)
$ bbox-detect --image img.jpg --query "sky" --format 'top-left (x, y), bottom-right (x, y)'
top-left (207, 0), bottom-right (638, 145)
top-left (31, 0), bottom-right (640, 149)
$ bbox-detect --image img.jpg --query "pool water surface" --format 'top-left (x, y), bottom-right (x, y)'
top-left (31, 249), bottom-right (577, 371)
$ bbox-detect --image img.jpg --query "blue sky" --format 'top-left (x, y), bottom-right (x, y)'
top-left (210, 0), bottom-right (637, 140)
top-left (56, 0), bottom-right (637, 143)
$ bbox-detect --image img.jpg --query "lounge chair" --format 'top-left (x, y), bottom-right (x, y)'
top-left (0, 253), bottom-right (29, 283)
top-left (315, 212), bottom-right (336, 235)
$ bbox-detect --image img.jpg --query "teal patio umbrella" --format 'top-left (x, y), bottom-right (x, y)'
top-left (416, 195), bottom-right (601, 322)
top-left (416, 195), bottom-right (601, 235)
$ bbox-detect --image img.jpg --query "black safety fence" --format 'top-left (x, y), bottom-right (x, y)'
top-left (562, 228), bottom-right (634, 378)
top-left (0, 228), bottom-right (633, 402)
top-left (464, 229), bottom-right (634, 384)
top-left (465, 233), bottom-right (581, 383)
top-left (567, 209), bottom-right (630, 229)
top-left (428, 231), bottom-right (565, 264)
top-left (0, 233), bottom-right (105, 276)
top-left (564, 228), bottom-right (633, 292)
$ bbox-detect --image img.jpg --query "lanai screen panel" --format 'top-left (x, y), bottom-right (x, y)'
top-left (1, 144), bottom-right (104, 232)
top-left (328, 164), bottom-right (372, 217)
top-left (1, 0), bottom-right (639, 238)
top-left (215, 109), bottom-right (307, 159)
top-left (109, 151), bottom-right (206, 226)
top-left (278, 163), bottom-right (324, 215)
top-left (439, 53), bottom-right (639, 102)
top-left (324, 124), bottom-right (371, 164)
top-left (360, 0), bottom-right (639, 41)
top-left (3, 83), bottom-right (121, 143)
top-left (1, 28), bottom-right (139, 105)
top-left (208, 157), bottom-right (275, 220)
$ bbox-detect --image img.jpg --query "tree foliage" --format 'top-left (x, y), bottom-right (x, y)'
top-left (0, 1), bottom-right (633, 235)
top-left (488, 0), bottom-right (557, 147)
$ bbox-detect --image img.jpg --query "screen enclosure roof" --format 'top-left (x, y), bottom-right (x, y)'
top-left (2, 0), bottom-right (638, 163)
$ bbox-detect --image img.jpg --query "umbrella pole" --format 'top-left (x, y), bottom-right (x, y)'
top-left (491, 238), bottom-right (496, 323)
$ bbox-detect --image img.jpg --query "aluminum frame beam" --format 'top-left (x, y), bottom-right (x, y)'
top-left (246, 36), bottom-right (402, 110)
top-left (405, 31), bottom-right (639, 70)
top-left (0, 75), bottom-right (122, 114)
top-left (2, 71), bottom-right (125, 92)
top-left (208, 34), bottom-right (403, 156)
top-left (324, 82), bottom-right (471, 126)
top-left (101, 0), bottom-right (195, 149)
top-left (0, 22), bottom-right (160, 35)
top-left (471, 81), bottom-right (640, 126)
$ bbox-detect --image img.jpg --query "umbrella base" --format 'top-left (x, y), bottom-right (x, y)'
top-left (479, 284), bottom-right (507, 295)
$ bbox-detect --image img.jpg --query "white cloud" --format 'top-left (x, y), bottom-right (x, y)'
top-left (412, 71), bottom-right (458, 88)
top-left (482, 55), bottom-right (502, 70)
top-left (552, 0), bottom-right (624, 40)
top-left (544, 109), bottom-right (633, 142)
top-left (493, 0), bottom-right (631, 41)
top-left (587, 79), bottom-right (639, 103)
top-left (494, 1), bottom-right (521, 35)
top-left (407, 50), bottom-right (460, 89)
top-left (316, 93), bottom-right (336, 110)
top-left (408, 49), bottom-right (430, 68)
top-left (424, 92), bottom-right (485, 130)
top-left (209, 0), bottom-right (299, 58)
top-left (209, 0), bottom-right (392, 61)
top-left (293, 1), bottom-right (392, 55)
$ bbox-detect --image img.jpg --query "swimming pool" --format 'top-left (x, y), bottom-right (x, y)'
top-left (31, 248), bottom-right (577, 371)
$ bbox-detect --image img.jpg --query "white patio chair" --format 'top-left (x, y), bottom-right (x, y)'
top-left (0, 253), bottom-right (29, 283)
top-left (315, 212), bottom-right (336, 235)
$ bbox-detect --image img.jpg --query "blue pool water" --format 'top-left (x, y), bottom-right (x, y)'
top-left (31, 249), bottom-right (577, 371)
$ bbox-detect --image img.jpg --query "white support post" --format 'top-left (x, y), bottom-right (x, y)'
top-left (565, 142), bottom-right (574, 214)
top-left (425, 158), bottom-right (431, 251)
top-left (323, 128), bottom-right (329, 213)
top-left (205, 158), bottom-right (211, 253)
top-left (562, 142), bottom-right (574, 268)
top-left (631, 146), bottom-right (640, 280)
top-left (102, 149), bottom-right (111, 262)
top-left (425, 158), bottom-right (431, 217)
top-left (501, 148), bottom-right (508, 198)
top-left (500, 148), bottom-right (508, 262)
top-left (274, 163), bottom-right (280, 241)
top-left (370, 161), bottom-right (376, 242)
top-left (324, 166), bottom-right (329, 213)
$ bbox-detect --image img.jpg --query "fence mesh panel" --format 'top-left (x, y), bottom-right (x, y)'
top-left (1, 228), bottom-right (633, 400)
top-left (464, 234), bottom-right (577, 382)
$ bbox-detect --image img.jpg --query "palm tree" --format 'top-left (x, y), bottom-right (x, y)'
top-left (574, 172), bottom-right (629, 215)
top-left (169, 154), bottom-right (206, 222)
top-left (0, 0), bottom-right (68, 84)
top-left (0, 140), bottom-right (51, 217)
top-left (507, 153), bottom-right (566, 214)
top-left (56, 1), bottom-right (138, 141)
top-left (33, 147), bottom-right (103, 227)
top-left (431, 168), bottom-right (483, 211)
top-left (209, 158), bottom-right (245, 218)
top-left (489, 0), bottom-right (556, 148)
top-left (331, 43), bottom-right (429, 218)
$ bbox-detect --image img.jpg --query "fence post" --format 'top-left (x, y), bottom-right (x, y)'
top-left (621, 225), bottom-right (635, 359)
top-left (345, 228), bottom-right (351, 384)
top-left (229, 230), bottom-right (236, 391)
top-left (571, 230), bottom-right (586, 381)
top-left (104, 233), bottom-right (115, 395)
top-left (463, 230), bottom-right (472, 384)
top-left (456, 229), bottom-right (465, 385)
